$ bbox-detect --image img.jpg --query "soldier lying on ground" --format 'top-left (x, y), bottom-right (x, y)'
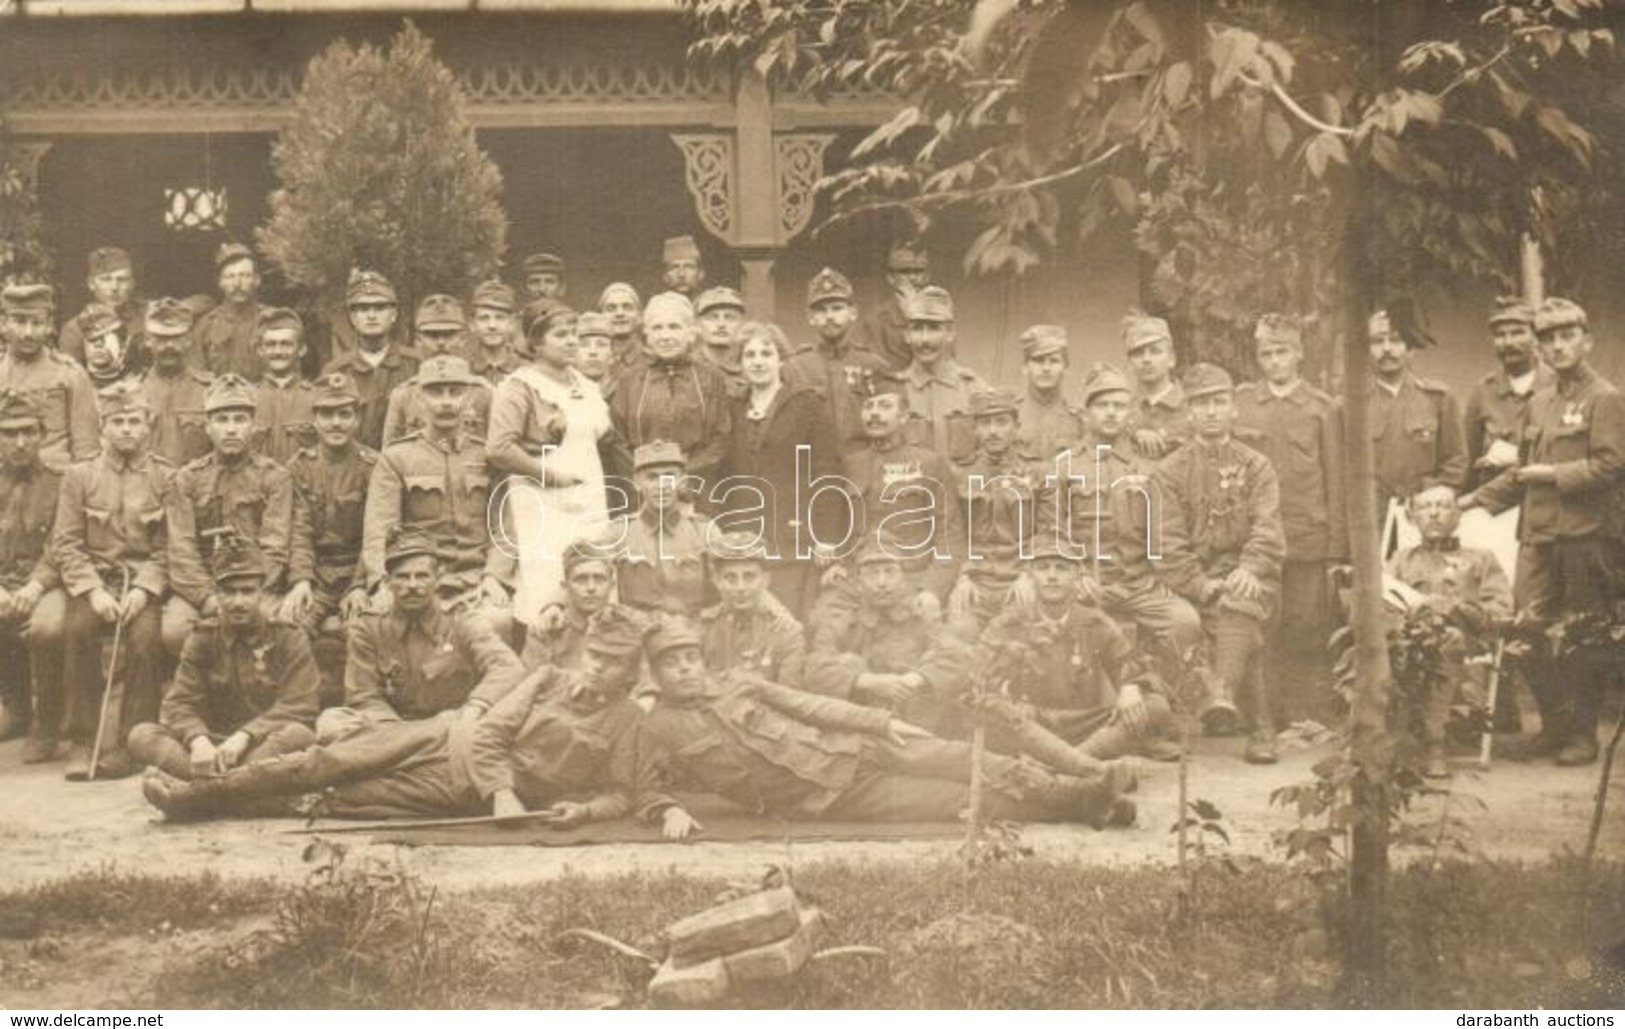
top-left (127, 535), bottom-right (318, 779)
top-left (140, 607), bottom-right (690, 834)
top-left (641, 617), bottom-right (1138, 830)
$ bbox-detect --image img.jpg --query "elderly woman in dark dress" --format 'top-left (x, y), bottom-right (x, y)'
top-left (719, 321), bottom-right (845, 618)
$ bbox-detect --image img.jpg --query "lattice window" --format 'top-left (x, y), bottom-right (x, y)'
top-left (164, 187), bottom-right (227, 232)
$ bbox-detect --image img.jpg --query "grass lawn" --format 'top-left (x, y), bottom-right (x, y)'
top-left (3, 850), bottom-right (1622, 1009)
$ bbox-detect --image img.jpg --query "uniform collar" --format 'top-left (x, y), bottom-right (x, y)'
top-left (1140, 381), bottom-right (1184, 409)
top-left (387, 604), bottom-right (445, 639)
top-left (1420, 536), bottom-right (1461, 552)
top-left (104, 448), bottom-right (153, 473)
top-left (906, 360), bottom-right (963, 388)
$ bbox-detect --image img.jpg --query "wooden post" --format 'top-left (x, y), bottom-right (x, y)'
top-left (1520, 232), bottom-right (1545, 308)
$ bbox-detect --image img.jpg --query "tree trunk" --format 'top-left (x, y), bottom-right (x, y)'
top-left (1339, 172), bottom-right (1393, 1004)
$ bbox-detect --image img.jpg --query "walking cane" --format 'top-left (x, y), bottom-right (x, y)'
top-left (1478, 636), bottom-right (1506, 770)
top-left (87, 565), bottom-right (132, 782)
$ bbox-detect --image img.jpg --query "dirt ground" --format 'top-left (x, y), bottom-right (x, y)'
top-left (3, 728), bottom-right (1621, 893)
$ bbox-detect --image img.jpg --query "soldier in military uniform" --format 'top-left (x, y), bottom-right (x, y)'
top-left (0, 284), bottom-right (101, 467)
top-left (660, 235), bottom-right (706, 299)
top-left (841, 369), bottom-right (962, 600)
top-left (976, 538), bottom-right (1178, 761)
top-left (126, 536), bottom-right (318, 780)
top-left (1124, 313), bottom-right (1191, 461)
top-left (1386, 482), bottom-right (1513, 778)
top-left (787, 267), bottom-right (888, 454)
top-left (162, 374), bottom-right (295, 657)
top-left (79, 303), bottom-right (142, 393)
top-left (193, 243), bottom-right (270, 380)
top-left (574, 312), bottom-right (616, 385)
top-left (694, 286), bottom-right (747, 394)
top-left (643, 617), bottom-right (1136, 829)
top-left (597, 282), bottom-right (645, 384)
top-left (1154, 364), bottom-right (1288, 764)
top-left (51, 381), bottom-right (170, 780)
top-left (142, 609), bottom-right (679, 833)
top-left (251, 308), bottom-right (318, 465)
top-left (605, 292), bottom-right (732, 490)
top-left (1037, 365), bottom-right (1205, 698)
top-left (1234, 314), bottom-right (1347, 723)
top-left (1013, 325), bottom-right (1084, 465)
top-left (1466, 298), bottom-right (1625, 767)
top-left (322, 528), bottom-right (524, 737)
top-left (1464, 297), bottom-right (1553, 492)
top-left (1368, 308), bottom-right (1468, 516)
top-left (608, 441), bottom-right (717, 614)
top-left (866, 241), bottom-right (930, 372)
top-left (321, 270), bottom-right (420, 450)
top-left (381, 295), bottom-right (492, 445)
top-left (0, 391), bottom-right (67, 762)
top-left (362, 355), bottom-right (512, 632)
top-left (699, 531), bottom-right (807, 687)
top-left (950, 387), bottom-right (1039, 629)
top-left (58, 246), bottom-right (146, 373)
top-left (520, 540), bottom-right (626, 672)
top-left (140, 297), bottom-right (214, 467)
top-left (467, 279), bottom-right (523, 386)
top-left (520, 252), bottom-right (567, 303)
top-left (900, 286), bottom-right (987, 465)
top-left (282, 373), bottom-right (375, 699)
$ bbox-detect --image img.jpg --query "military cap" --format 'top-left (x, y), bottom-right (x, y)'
top-left (562, 535), bottom-right (619, 576)
top-left (851, 367), bottom-right (907, 399)
top-left (1254, 313), bottom-right (1303, 349)
top-left (522, 253), bottom-right (565, 277)
top-left (807, 267), bottom-right (855, 308)
top-left (1028, 535), bottom-right (1085, 563)
top-left (97, 380), bottom-right (150, 417)
top-left (383, 526), bottom-right (439, 571)
top-left (345, 269), bottom-right (397, 307)
top-left (694, 286), bottom-right (745, 315)
top-left (471, 280), bottom-right (516, 313)
top-left (887, 241), bottom-right (929, 273)
top-left (87, 246), bottom-right (132, 277)
top-left (1488, 295), bottom-right (1535, 327)
top-left (0, 390), bottom-right (44, 428)
top-left (582, 606), bottom-right (646, 659)
top-left (416, 354), bottom-right (477, 388)
top-left (645, 615), bottom-right (702, 659)
top-left (633, 439), bottom-right (686, 472)
top-left (205, 373), bottom-right (257, 414)
top-left (969, 387), bottom-right (1021, 419)
top-left (710, 529), bottom-right (770, 563)
top-left (576, 312), bottom-right (613, 339)
top-left (145, 297), bottom-right (195, 337)
top-left (662, 235), bottom-right (701, 265)
top-left (1, 283), bottom-right (55, 317)
top-left (214, 242), bottom-right (255, 270)
top-left (311, 372), bottom-right (361, 410)
top-left (1020, 324), bottom-right (1068, 361)
top-left (520, 298), bottom-right (575, 340)
top-left (257, 306), bottom-right (304, 338)
top-left (901, 285), bottom-right (954, 323)
top-left (211, 533), bottom-right (266, 585)
top-left (79, 303), bottom-right (123, 342)
top-left (1122, 313), bottom-right (1172, 354)
top-left (1534, 297), bottom-right (1587, 334)
top-left (1081, 364), bottom-right (1133, 406)
top-left (1182, 362), bottom-right (1235, 400)
top-left (854, 534), bottom-right (907, 565)
top-left (415, 294), bottom-right (466, 332)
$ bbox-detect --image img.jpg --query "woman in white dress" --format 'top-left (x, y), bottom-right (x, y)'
top-left (487, 299), bottom-right (613, 626)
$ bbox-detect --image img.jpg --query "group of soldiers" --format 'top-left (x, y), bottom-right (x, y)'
top-left (0, 230), bottom-right (1612, 839)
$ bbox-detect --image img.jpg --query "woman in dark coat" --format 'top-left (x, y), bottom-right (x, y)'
top-left (720, 322), bottom-right (845, 618)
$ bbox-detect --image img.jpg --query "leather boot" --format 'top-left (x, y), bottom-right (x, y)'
top-left (22, 732), bottom-right (58, 764)
top-left (142, 760), bottom-right (296, 821)
top-left (1243, 729), bottom-right (1279, 765)
top-left (1077, 721), bottom-right (1137, 762)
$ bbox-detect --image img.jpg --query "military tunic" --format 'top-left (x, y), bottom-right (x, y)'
top-left (803, 585), bottom-right (968, 704)
top-left (698, 599), bottom-right (806, 686)
top-left (1463, 364), bottom-right (1553, 491)
top-left (0, 459), bottom-right (66, 735)
top-left (1369, 373), bottom-right (1468, 514)
top-left (783, 337), bottom-right (888, 450)
top-left (253, 377), bottom-right (317, 465)
top-left (1014, 387), bottom-right (1084, 465)
top-left (902, 359), bottom-right (986, 464)
top-left (865, 295), bottom-right (912, 372)
top-left (841, 436), bottom-right (963, 598)
top-left (0, 350), bottom-right (100, 466)
top-left (165, 453), bottom-right (294, 610)
top-left (1130, 381), bottom-right (1194, 458)
top-left (288, 442), bottom-right (377, 619)
top-left (193, 301), bottom-right (270, 381)
top-left (343, 604), bottom-right (524, 722)
top-left (379, 373), bottom-right (492, 446)
top-left (1154, 437), bottom-right (1287, 619)
top-left (59, 299), bottom-right (147, 373)
top-left (321, 346), bottom-right (421, 451)
top-left (1234, 380), bottom-right (1347, 562)
top-left (466, 346), bottom-right (521, 388)
top-left (362, 430), bottom-right (500, 592)
top-left (609, 505), bottom-right (715, 613)
top-left (141, 365), bottom-right (213, 466)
